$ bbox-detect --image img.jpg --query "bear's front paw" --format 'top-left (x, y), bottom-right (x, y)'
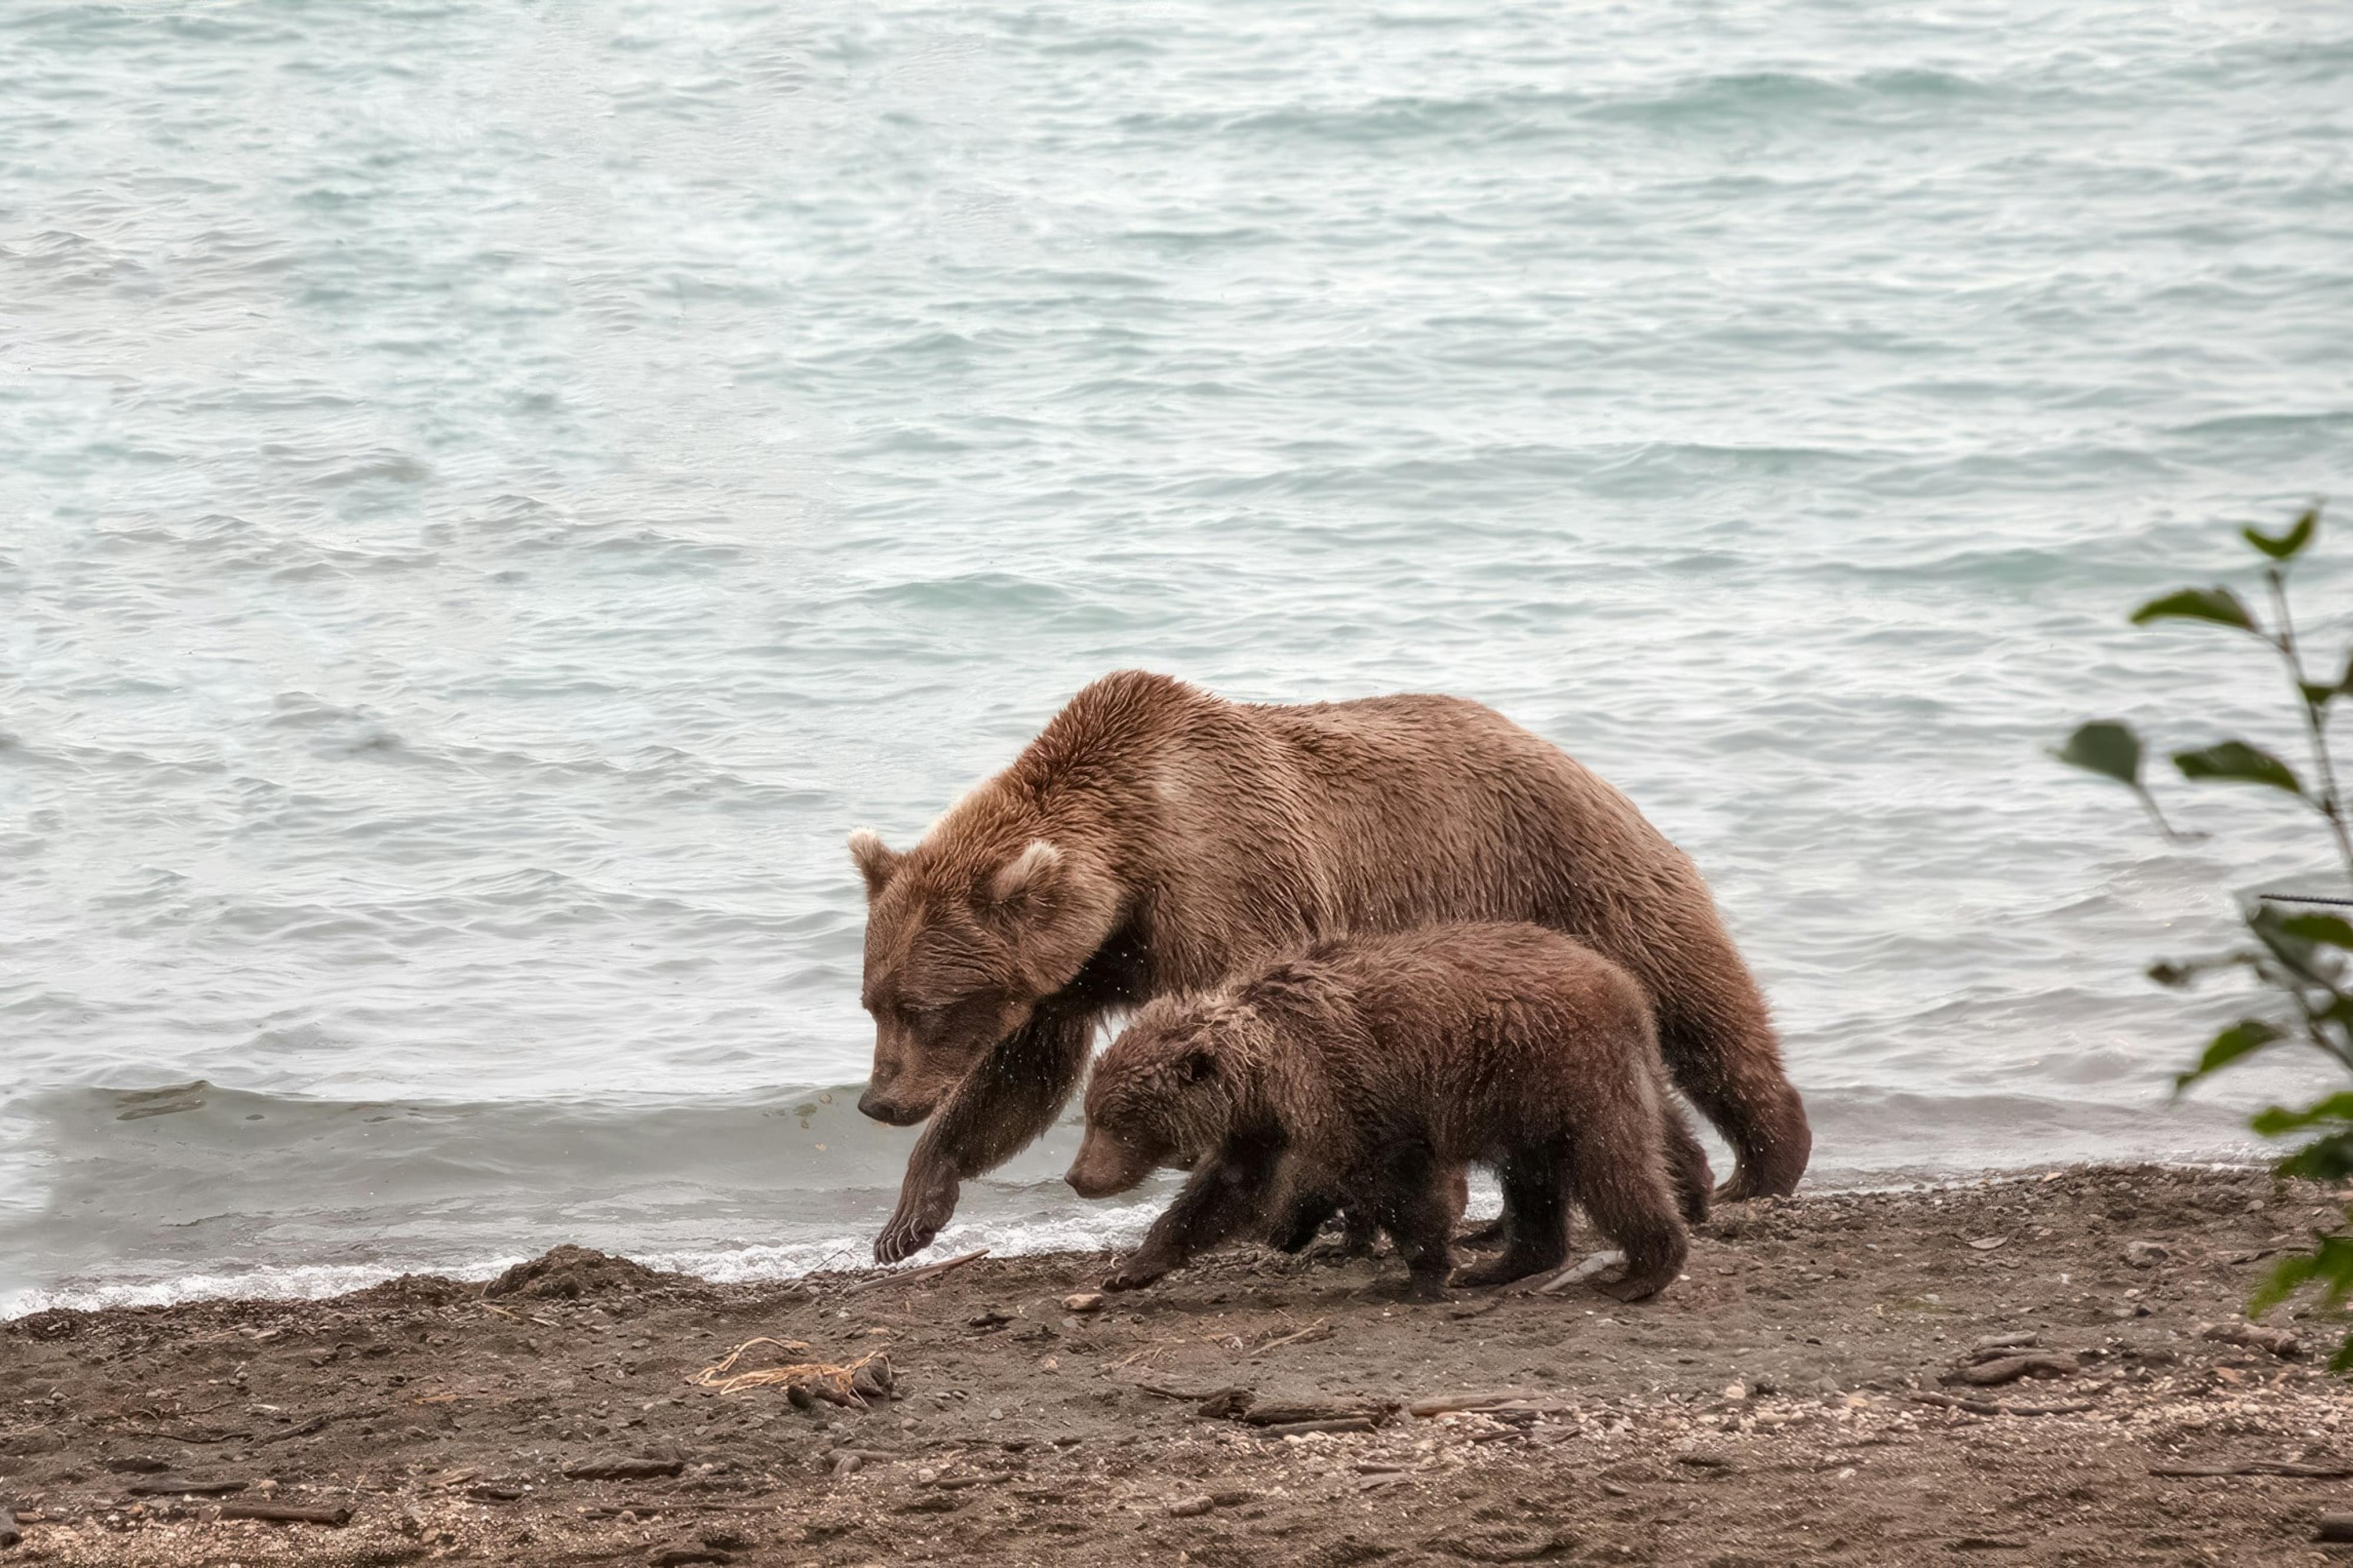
top-left (873, 1215), bottom-right (939, 1266)
top-left (1102, 1258), bottom-right (1169, 1293)
top-left (874, 1168), bottom-right (959, 1263)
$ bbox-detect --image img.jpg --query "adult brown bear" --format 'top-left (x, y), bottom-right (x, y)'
top-left (849, 670), bottom-right (1806, 1263)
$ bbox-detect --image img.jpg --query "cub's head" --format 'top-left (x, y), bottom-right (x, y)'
top-left (849, 825), bottom-right (1121, 1126)
top-left (1066, 997), bottom-right (1245, 1200)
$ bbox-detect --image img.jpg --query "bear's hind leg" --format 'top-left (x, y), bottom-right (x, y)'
top-left (1453, 1144), bottom-right (1569, 1289)
top-left (1662, 1100), bottom-right (1713, 1226)
top-left (1656, 987), bottom-right (1808, 1203)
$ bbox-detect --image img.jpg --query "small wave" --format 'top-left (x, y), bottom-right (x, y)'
top-left (4, 1257), bottom-right (524, 1319)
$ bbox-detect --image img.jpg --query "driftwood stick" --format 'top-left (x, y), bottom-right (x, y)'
top-left (1911, 1392), bottom-right (2094, 1418)
top-left (1126, 1380), bottom-right (1233, 1402)
top-left (1409, 1390), bottom-right (1535, 1418)
top-left (842, 1249), bottom-right (989, 1296)
top-left (126, 1478), bottom-right (248, 1497)
top-left (2151, 1460), bottom-right (2353, 1479)
top-left (1536, 1250), bottom-right (1625, 1295)
top-left (215, 1502), bottom-right (352, 1526)
top-left (1256, 1417), bottom-right (1376, 1439)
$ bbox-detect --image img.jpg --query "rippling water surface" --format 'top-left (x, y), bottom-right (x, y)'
top-left (5, 0), bottom-right (2351, 1311)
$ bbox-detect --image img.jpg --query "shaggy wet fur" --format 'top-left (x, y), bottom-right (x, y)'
top-left (851, 670), bottom-right (1804, 1263)
top-left (1066, 925), bottom-right (1694, 1302)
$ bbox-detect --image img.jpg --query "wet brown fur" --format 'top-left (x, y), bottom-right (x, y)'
top-left (851, 670), bottom-right (1804, 1262)
top-left (1068, 925), bottom-right (1694, 1301)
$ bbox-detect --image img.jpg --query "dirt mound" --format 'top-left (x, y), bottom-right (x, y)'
top-left (482, 1245), bottom-right (672, 1300)
top-left (8, 1308), bottom-right (84, 1340)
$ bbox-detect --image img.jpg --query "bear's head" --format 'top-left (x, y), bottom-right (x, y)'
top-left (849, 825), bottom-right (1122, 1126)
top-left (1066, 996), bottom-right (1243, 1199)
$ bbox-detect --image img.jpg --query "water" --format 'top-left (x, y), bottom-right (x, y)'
top-left (5, 0), bottom-right (2351, 1315)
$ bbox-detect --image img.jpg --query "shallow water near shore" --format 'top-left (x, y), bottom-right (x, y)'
top-left (5, 0), bottom-right (2352, 1312)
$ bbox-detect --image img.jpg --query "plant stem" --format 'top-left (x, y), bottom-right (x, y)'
top-left (2266, 568), bottom-right (2353, 888)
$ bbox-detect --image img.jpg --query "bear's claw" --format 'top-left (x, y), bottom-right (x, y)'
top-left (874, 1167), bottom-right (958, 1263)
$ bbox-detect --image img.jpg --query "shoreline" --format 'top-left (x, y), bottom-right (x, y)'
top-left (2, 1163), bottom-right (2347, 1566)
top-left (1, 1153), bottom-right (2279, 1323)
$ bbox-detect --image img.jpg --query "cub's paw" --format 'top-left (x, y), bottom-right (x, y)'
top-left (1400, 1274), bottom-right (1450, 1305)
top-left (1455, 1218), bottom-right (1511, 1252)
top-left (1301, 1235), bottom-right (1377, 1264)
top-left (1449, 1259), bottom-right (1539, 1291)
top-left (1592, 1267), bottom-right (1674, 1303)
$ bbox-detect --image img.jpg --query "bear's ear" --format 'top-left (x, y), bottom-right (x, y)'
top-left (848, 829), bottom-right (904, 899)
top-left (1175, 1043), bottom-right (1217, 1085)
top-left (986, 839), bottom-right (1063, 911)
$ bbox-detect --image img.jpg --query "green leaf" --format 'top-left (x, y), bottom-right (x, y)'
top-left (2312, 1235), bottom-right (2353, 1311)
top-left (2328, 1333), bottom-right (2353, 1376)
top-left (2244, 507), bottom-right (2319, 561)
top-left (2274, 1133), bottom-right (2353, 1183)
top-left (2276, 913), bottom-right (2353, 949)
top-left (2131, 586), bottom-right (2259, 633)
top-left (2251, 904), bottom-right (2331, 973)
top-left (2251, 1250), bottom-right (2319, 1316)
top-left (2249, 1093), bottom-right (2353, 1138)
top-left (2174, 740), bottom-right (2304, 796)
top-left (2175, 1019), bottom-right (2283, 1090)
top-left (2053, 721), bottom-right (2143, 788)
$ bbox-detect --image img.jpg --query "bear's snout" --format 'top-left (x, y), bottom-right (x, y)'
top-left (1065, 1163), bottom-right (1122, 1200)
top-left (1066, 1130), bottom-right (1148, 1199)
top-left (858, 1087), bottom-right (928, 1126)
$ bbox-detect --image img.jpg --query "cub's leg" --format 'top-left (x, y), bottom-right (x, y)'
top-left (1353, 1165), bottom-right (1467, 1256)
top-left (1565, 1125), bottom-right (1688, 1302)
top-left (1104, 1141), bottom-right (1276, 1292)
top-left (1370, 1145), bottom-right (1456, 1303)
top-left (1269, 1192), bottom-right (1342, 1253)
top-left (1453, 1142), bottom-right (1570, 1289)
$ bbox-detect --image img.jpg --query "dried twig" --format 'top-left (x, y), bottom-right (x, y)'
top-left (685, 1338), bottom-right (896, 1408)
top-left (841, 1249), bottom-right (989, 1296)
top-left (1255, 1318), bottom-right (1331, 1353)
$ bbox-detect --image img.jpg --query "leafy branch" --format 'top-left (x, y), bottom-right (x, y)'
top-left (2059, 502), bottom-right (2353, 1368)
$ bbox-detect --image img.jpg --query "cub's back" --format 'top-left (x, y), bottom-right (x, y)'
top-left (1251, 923), bottom-right (1658, 1153)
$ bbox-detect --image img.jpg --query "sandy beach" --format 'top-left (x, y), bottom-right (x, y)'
top-left (3, 1164), bottom-right (2349, 1566)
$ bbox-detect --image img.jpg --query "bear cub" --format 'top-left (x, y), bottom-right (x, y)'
top-left (1068, 922), bottom-right (1703, 1301)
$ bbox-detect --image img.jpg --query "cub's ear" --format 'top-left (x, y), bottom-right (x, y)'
top-left (987, 839), bottom-right (1064, 910)
top-left (1175, 1043), bottom-right (1217, 1085)
top-left (847, 829), bottom-right (904, 898)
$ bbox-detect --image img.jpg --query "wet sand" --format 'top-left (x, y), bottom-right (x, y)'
top-left (2, 1164), bottom-right (2349, 1566)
